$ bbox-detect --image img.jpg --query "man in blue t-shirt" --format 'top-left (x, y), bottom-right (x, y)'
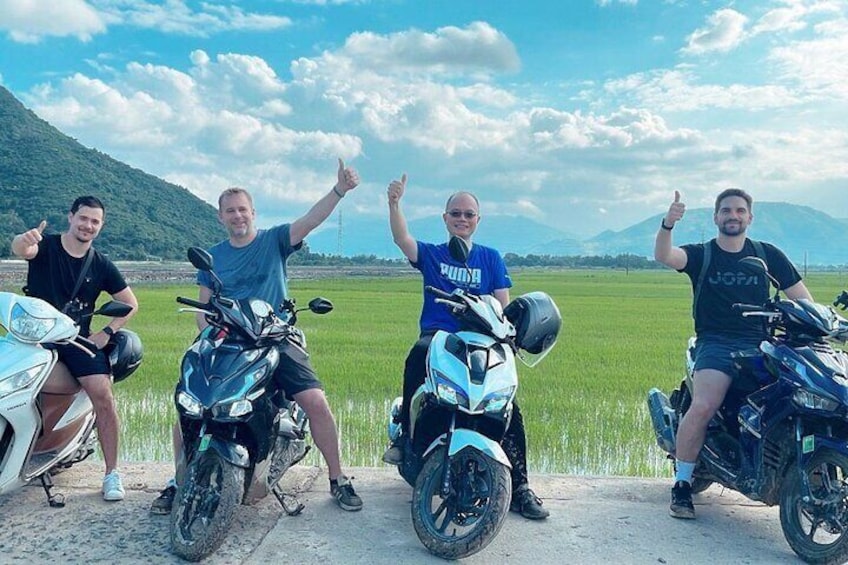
top-left (151, 159), bottom-right (363, 514)
top-left (654, 188), bottom-right (812, 520)
top-left (381, 173), bottom-right (549, 520)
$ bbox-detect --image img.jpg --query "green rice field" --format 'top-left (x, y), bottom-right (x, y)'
top-left (36, 269), bottom-right (848, 477)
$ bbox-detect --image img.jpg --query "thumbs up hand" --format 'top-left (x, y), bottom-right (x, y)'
top-left (664, 191), bottom-right (685, 228)
top-left (20, 220), bottom-right (47, 247)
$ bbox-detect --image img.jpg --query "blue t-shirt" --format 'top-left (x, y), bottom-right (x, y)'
top-left (412, 241), bottom-right (512, 333)
top-left (197, 224), bottom-right (301, 312)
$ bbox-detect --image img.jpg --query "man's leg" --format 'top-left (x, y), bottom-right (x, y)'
top-left (293, 387), bottom-right (362, 511)
top-left (670, 368), bottom-right (732, 519)
top-left (78, 373), bottom-right (124, 501)
top-left (384, 335), bottom-right (433, 465)
top-left (502, 404), bottom-right (549, 520)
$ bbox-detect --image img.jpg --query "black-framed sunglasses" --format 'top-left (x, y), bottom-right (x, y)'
top-left (447, 210), bottom-right (478, 219)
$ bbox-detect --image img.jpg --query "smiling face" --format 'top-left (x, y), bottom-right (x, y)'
top-left (714, 195), bottom-right (753, 237)
top-left (442, 192), bottom-right (480, 240)
top-left (218, 191), bottom-right (256, 243)
top-left (67, 205), bottom-right (104, 243)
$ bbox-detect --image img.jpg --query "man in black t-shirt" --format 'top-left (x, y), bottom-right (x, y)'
top-left (654, 188), bottom-right (812, 520)
top-left (11, 196), bottom-right (138, 502)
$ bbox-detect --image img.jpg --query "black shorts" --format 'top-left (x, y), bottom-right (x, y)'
top-left (47, 342), bottom-right (111, 380)
top-left (274, 342), bottom-right (323, 399)
top-left (694, 334), bottom-right (763, 378)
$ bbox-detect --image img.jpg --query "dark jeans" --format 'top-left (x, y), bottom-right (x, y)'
top-left (400, 333), bottom-right (530, 491)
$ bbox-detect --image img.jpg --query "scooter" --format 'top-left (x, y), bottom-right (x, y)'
top-left (0, 292), bottom-right (137, 507)
top-left (386, 237), bottom-right (561, 560)
top-left (648, 257), bottom-right (848, 564)
top-left (169, 247), bottom-right (333, 562)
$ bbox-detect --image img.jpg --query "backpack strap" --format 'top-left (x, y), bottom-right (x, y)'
top-left (692, 239), bottom-right (713, 318)
top-left (69, 248), bottom-right (94, 303)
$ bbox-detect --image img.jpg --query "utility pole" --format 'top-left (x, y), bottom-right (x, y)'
top-left (336, 209), bottom-right (343, 256)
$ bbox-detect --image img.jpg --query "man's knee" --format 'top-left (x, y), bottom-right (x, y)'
top-left (79, 375), bottom-right (116, 406)
top-left (294, 388), bottom-right (331, 416)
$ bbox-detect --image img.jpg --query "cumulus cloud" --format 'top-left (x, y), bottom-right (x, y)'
top-left (681, 9), bottom-right (748, 55)
top-left (0, 0), bottom-right (291, 43)
top-left (0, 0), bottom-right (105, 42)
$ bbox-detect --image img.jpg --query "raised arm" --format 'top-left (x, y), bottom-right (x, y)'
top-left (289, 158), bottom-right (359, 246)
top-left (654, 190), bottom-right (688, 271)
top-left (11, 220), bottom-right (47, 260)
top-left (387, 173), bottom-right (418, 263)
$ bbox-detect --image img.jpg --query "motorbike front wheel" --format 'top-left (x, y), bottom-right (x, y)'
top-left (411, 446), bottom-right (511, 560)
top-left (779, 449), bottom-right (848, 565)
top-left (169, 450), bottom-right (245, 562)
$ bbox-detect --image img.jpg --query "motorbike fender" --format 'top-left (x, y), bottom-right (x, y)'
top-left (203, 436), bottom-right (251, 469)
top-left (444, 429), bottom-right (512, 469)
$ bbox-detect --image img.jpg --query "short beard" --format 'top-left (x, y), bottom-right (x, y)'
top-left (718, 222), bottom-right (746, 237)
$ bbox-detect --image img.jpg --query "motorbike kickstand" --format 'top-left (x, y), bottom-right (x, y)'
top-left (272, 485), bottom-right (305, 516)
top-left (40, 473), bottom-right (66, 508)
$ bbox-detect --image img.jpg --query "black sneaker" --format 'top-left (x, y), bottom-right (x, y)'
top-left (669, 480), bottom-right (695, 519)
top-left (150, 485), bottom-right (176, 515)
top-left (382, 444), bottom-right (403, 465)
top-left (510, 485), bottom-right (549, 520)
top-left (331, 475), bottom-right (363, 512)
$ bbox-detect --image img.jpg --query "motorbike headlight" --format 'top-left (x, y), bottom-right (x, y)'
top-left (224, 399), bottom-right (253, 418)
top-left (0, 364), bottom-right (46, 398)
top-left (433, 372), bottom-right (469, 408)
top-left (793, 389), bottom-right (839, 412)
top-left (483, 386), bottom-right (516, 413)
top-left (177, 391), bottom-right (203, 416)
top-left (10, 304), bottom-right (55, 342)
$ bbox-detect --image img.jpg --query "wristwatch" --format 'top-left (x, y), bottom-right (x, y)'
top-left (103, 326), bottom-right (115, 337)
top-left (660, 219), bottom-right (674, 230)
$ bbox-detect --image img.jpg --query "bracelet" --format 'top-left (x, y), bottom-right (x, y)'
top-left (660, 219), bottom-right (674, 231)
top-left (103, 326), bottom-right (115, 337)
top-left (333, 186), bottom-right (345, 199)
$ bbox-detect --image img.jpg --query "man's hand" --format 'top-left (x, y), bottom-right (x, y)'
top-left (19, 220), bottom-right (47, 247)
top-left (387, 173), bottom-right (407, 205)
top-left (335, 158), bottom-right (360, 195)
top-left (665, 191), bottom-right (686, 228)
top-left (89, 331), bottom-right (111, 350)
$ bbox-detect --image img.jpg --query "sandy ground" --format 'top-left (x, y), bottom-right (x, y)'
top-left (0, 462), bottom-right (806, 564)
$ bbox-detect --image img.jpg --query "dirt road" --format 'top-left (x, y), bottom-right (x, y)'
top-left (0, 462), bottom-right (802, 564)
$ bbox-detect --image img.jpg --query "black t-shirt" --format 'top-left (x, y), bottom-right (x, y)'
top-left (680, 239), bottom-right (802, 338)
top-left (25, 234), bottom-right (127, 336)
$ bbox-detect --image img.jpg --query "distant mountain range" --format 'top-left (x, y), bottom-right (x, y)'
top-left (1, 85), bottom-right (846, 265)
top-left (308, 204), bottom-right (848, 265)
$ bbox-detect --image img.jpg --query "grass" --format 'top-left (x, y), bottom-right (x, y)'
top-left (12, 269), bottom-right (848, 477)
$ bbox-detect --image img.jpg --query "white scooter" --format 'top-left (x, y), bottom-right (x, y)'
top-left (0, 292), bottom-right (139, 506)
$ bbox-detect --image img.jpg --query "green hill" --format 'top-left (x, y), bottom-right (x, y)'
top-left (0, 86), bottom-right (223, 260)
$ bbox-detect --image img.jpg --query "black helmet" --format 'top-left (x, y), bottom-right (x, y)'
top-left (106, 329), bottom-right (143, 383)
top-left (504, 292), bottom-right (561, 365)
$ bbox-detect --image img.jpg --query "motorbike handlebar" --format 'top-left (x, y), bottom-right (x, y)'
top-left (425, 286), bottom-right (454, 300)
top-left (732, 303), bottom-right (764, 313)
top-left (176, 296), bottom-right (210, 310)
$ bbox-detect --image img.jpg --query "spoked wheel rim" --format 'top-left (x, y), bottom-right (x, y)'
top-left (417, 450), bottom-right (499, 543)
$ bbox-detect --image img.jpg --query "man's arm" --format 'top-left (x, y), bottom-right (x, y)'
top-left (289, 158), bottom-right (359, 246)
top-left (90, 286), bottom-right (139, 350)
top-left (387, 173), bottom-right (418, 263)
top-left (654, 190), bottom-right (688, 271)
top-left (197, 286), bottom-right (213, 331)
top-left (784, 280), bottom-right (813, 301)
top-left (494, 288), bottom-right (510, 308)
top-left (11, 220), bottom-right (47, 260)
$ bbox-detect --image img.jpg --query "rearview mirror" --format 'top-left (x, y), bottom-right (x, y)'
top-left (308, 297), bottom-right (334, 315)
top-left (94, 300), bottom-right (134, 318)
top-left (187, 247), bottom-right (213, 272)
top-left (448, 236), bottom-right (470, 264)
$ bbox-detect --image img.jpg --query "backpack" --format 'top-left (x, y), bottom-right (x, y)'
top-left (692, 238), bottom-right (766, 318)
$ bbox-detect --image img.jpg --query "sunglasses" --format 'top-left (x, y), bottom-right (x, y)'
top-left (447, 210), bottom-right (478, 219)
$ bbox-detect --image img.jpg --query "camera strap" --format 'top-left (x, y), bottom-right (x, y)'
top-left (69, 249), bottom-right (94, 304)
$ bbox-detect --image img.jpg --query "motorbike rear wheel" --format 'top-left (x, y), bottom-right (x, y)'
top-left (779, 449), bottom-right (848, 565)
top-left (411, 446), bottom-right (511, 560)
top-left (170, 450), bottom-right (244, 562)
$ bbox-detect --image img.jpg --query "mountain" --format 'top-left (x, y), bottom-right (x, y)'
top-left (0, 86), bottom-right (222, 260)
top-left (585, 203), bottom-right (848, 266)
top-left (305, 213), bottom-right (581, 258)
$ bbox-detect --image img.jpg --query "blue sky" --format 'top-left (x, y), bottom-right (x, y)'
top-left (1, 0), bottom-right (846, 240)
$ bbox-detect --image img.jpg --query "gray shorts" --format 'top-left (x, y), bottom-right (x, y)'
top-left (694, 334), bottom-right (763, 378)
top-left (274, 342), bottom-right (323, 399)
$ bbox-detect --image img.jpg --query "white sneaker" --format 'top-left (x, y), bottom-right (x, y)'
top-left (102, 470), bottom-right (125, 501)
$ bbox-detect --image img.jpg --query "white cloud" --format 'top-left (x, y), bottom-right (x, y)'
top-left (681, 9), bottom-right (748, 55)
top-left (0, 0), bottom-right (105, 42)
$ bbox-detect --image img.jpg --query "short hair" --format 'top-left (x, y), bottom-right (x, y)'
top-left (218, 187), bottom-right (253, 210)
top-left (445, 191), bottom-right (480, 212)
top-left (714, 188), bottom-right (753, 214)
top-left (70, 195), bottom-right (105, 215)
